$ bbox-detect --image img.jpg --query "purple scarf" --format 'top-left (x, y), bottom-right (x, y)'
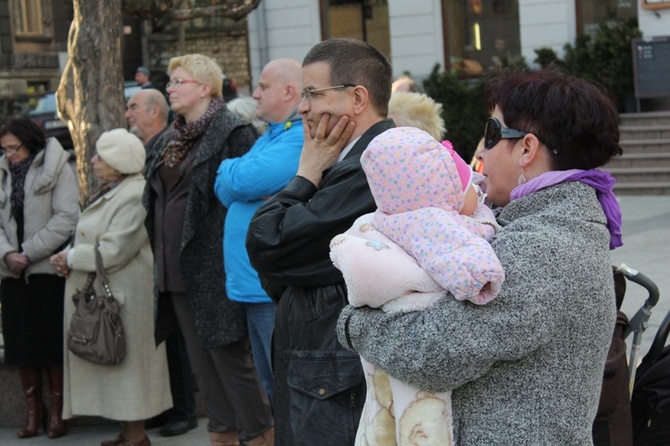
top-left (510, 169), bottom-right (623, 249)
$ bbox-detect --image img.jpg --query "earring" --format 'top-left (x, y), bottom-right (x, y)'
top-left (518, 169), bottom-right (527, 186)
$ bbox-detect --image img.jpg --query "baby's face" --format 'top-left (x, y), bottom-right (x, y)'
top-left (460, 184), bottom-right (479, 217)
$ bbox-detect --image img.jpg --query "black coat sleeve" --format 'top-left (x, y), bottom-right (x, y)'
top-left (246, 157), bottom-right (376, 291)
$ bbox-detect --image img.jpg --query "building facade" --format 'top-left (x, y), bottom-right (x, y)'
top-left (0, 0), bottom-right (72, 113)
top-left (246, 0), bottom-right (670, 87)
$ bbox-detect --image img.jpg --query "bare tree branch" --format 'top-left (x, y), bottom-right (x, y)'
top-left (122, 0), bottom-right (261, 21)
top-left (168, 1), bottom-right (261, 21)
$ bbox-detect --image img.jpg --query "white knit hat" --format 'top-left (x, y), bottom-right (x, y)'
top-left (95, 128), bottom-right (145, 174)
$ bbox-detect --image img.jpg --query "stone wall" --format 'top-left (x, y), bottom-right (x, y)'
top-left (148, 23), bottom-right (251, 94)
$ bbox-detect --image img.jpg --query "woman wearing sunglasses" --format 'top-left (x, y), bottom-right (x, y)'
top-left (337, 67), bottom-right (623, 445)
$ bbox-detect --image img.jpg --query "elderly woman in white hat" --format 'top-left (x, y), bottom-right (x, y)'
top-left (51, 129), bottom-right (172, 446)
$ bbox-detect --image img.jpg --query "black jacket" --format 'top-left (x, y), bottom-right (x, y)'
top-left (246, 119), bottom-right (395, 445)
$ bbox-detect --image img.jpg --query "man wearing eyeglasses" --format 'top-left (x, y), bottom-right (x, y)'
top-left (246, 38), bottom-right (395, 445)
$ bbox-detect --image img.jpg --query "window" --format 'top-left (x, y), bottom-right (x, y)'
top-left (321, 0), bottom-right (391, 60)
top-left (444, 0), bottom-right (522, 75)
top-left (577, 0), bottom-right (637, 36)
top-left (11, 0), bottom-right (44, 35)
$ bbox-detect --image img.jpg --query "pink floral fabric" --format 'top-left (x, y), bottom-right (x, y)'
top-left (359, 126), bottom-right (503, 304)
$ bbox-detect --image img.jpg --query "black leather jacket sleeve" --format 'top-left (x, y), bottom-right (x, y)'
top-left (247, 160), bottom-right (375, 289)
top-left (246, 120), bottom-right (395, 297)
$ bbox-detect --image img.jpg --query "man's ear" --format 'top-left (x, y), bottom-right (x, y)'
top-left (351, 86), bottom-right (369, 115)
top-left (285, 84), bottom-right (297, 101)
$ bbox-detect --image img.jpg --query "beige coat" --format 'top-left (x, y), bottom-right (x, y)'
top-left (62, 173), bottom-right (172, 420)
top-left (0, 137), bottom-right (79, 278)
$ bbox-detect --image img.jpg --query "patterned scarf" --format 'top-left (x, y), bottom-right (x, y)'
top-left (161, 97), bottom-right (225, 168)
top-left (8, 152), bottom-right (37, 219)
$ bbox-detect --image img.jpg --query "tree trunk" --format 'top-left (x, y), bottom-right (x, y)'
top-left (56, 0), bottom-right (125, 206)
top-left (55, 0), bottom-right (262, 205)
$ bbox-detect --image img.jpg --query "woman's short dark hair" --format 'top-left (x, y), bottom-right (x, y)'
top-left (0, 115), bottom-right (47, 154)
top-left (485, 67), bottom-right (623, 170)
top-left (303, 38), bottom-right (392, 117)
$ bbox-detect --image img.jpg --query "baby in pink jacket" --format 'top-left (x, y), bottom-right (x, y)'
top-left (330, 126), bottom-right (504, 445)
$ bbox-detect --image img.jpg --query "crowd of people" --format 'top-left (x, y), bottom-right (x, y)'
top-left (0, 37), bottom-right (625, 446)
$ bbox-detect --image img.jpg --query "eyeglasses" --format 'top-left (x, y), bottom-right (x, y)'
top-left (0, 143), bottom-right (23, 155)
top-left (483, 117), bottom-right (528, 149)
top-left (166, 78), bottom-right (204, 89)
top-left (300, 84), bottom-right (356, 101)
top-left (483, 117), bottom-right (558, 154)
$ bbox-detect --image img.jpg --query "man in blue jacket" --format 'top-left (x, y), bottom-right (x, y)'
top-left (214, 58), bottom-right (304, 406)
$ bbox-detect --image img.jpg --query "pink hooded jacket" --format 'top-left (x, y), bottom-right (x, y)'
top-left (330, 126), bottom-right (504, 309)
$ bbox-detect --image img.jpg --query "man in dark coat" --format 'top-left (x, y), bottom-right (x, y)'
top-left (246, 38), bottom-right (394, 445)
top-left (126, 89), bottom-right (198, 437)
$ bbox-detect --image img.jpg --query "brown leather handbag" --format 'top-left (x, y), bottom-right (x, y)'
top-left (67, 245), bottom-right (126, 365)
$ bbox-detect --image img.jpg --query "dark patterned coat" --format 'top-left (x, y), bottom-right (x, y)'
top-left (143, 107), bottom-right (257, 349)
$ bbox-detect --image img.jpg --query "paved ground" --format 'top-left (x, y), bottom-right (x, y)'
top-left (0, 421), bottom-right (211, 445)
top-left (0, 195), bottom-right (668, 446)
top-left (609, 195), bottom-right (670, 360)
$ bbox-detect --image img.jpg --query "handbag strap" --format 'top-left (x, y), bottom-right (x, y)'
top-left (94, 244), bottom-right (114, 299)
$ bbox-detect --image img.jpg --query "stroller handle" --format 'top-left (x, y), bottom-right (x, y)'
top-left (618, 263), bottom-right (660, 340)
top-left (617, 263), bottom-right (660, 308)
top-left (616, 264), bottom-right (661, 393)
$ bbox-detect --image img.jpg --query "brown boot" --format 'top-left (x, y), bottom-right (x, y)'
top-left (100, 432), bottom-right (125, 446)
top-left (16, 367), bottom-right (46, 439)
top-left (46, 366), bottom-right (66, 438)
top-left (119, 435), bottom-right (151, 446)
top-left (209, 430), bottom-right (240, 446)
top-left (246, 427), bottom-right (274, 446)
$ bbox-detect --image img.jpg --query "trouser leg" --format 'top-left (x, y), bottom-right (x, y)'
top-left (169, 292), bottom-right (236, 433)
top-left (244, 302), bottom-right (276, 407)
top-left (209, 339), bottom-right (273, 442)
top-left (164, 329), bottom-right (197, 421)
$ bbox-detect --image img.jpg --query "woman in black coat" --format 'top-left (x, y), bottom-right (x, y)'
top-left (143, 54), bottom-right (273, 446)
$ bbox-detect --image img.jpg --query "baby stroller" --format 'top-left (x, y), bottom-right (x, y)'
top-left (593, 264), bottom-right (669, 446)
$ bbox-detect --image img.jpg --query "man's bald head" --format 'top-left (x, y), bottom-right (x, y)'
top-left (252, 58), bottom-right (303, 123)
top-left (125, 89), bottom-right (169, 144)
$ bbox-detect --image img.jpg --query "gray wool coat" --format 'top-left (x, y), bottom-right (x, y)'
top-left (143, 107), bottom-right (257, 349)
top-left (0, 138), bottom-right (78, 278)
top-left (339, 181), bottom-right (617, 445)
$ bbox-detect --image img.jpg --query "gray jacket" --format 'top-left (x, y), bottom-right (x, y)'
top-left (338, 181), bottom-right (616, 445)
top-left (0, 138), bottom-right (79, 279)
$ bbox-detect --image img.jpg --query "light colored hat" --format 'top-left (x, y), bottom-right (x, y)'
top-left (95, 128), bottom-right (145, 174)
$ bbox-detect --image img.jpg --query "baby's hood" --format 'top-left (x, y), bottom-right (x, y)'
top-left (361, 126), bottom-right (467, 214)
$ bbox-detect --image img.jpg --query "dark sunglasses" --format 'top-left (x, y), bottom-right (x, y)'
top-left (483, 117), bottom-right (527, 149)
top-left (483, 117), bottom-right (558, 154)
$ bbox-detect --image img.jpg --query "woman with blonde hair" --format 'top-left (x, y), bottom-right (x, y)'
top-left (143, 54), bottom-right (273, 446)
top-left (387, 91), bottom-right (446, 141)
top-left (51, 129), bottom-right (172, 446)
